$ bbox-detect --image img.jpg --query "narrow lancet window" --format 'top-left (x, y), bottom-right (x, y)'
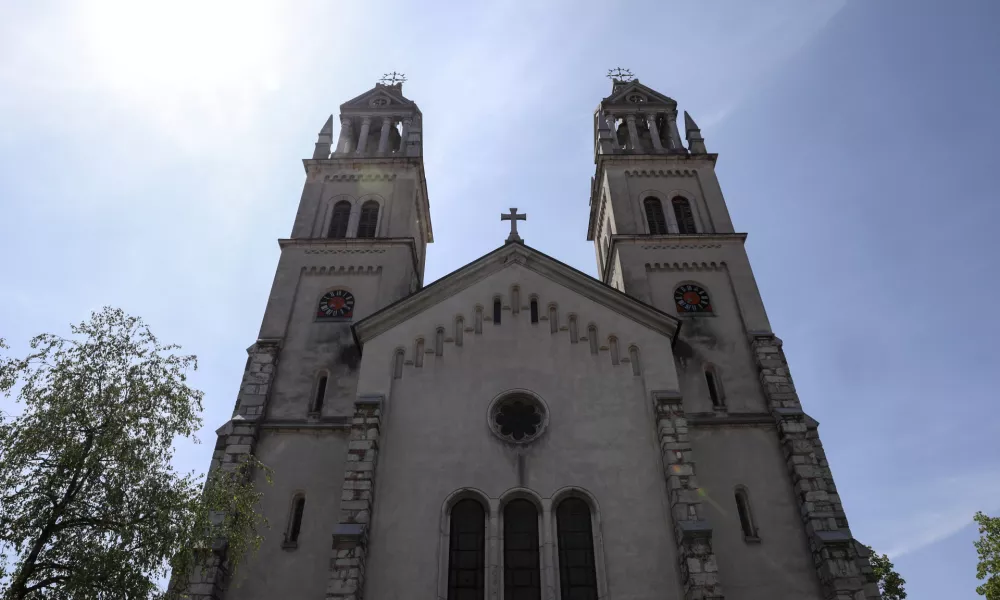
top-left (644, 197), bottom-right (667, 235)
top-left (588, 325), bottom-right (598, 355)
top-left (329, 200), bottom-right (351, 238)
top-left (569, 315), bottom-right (578, 344)
top-left (435, 327), bottom-right (445, 357)
top-left (629, 346), bottom-right (641, 375)
top-left (672, 197), bottom-right (697, 234)
top-left (549, 304), bottom-right (558, 334)
top-left (609, 336), bottom-right (619, 365)
top-left (735, 487), bottom-right (758, 540)
top-left (448, 499), bottom-right (486, 600)
top-left (393, 349), bottom-right (404, 379)
top-left (285, 494), bottom-right (306, 547)
top-left (706, 367), bottom-right (724, 409)
top-left (415, 338), bottom-right (425, 368)
top-left (504, 499), bottom-right (541, 600)
top-left (312, 374), bottom-right (327, 413)
top-left (356, 200), bottom-right (379, 238)
top-left (556, 498), bottom-right (598, 600)
top-left (511, 286), bottom-right (520, 315)
top-left (530, 299), bottom-right (539, 324)
top-left (493, 298), bottom-right (502, 325)
top-left (455, 317), bottom-right (464, 347)
top-left (475, 306), bottom-right (483, 334)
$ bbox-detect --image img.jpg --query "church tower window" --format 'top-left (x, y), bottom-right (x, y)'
top-left (705, 366), bottom-right (724, 409)
top-left (329, 200), bottom-right (351, 238)
top-left (503, 499), bottom-right (541, 600)
top-left (448, 499), bottom-right (486, 600)
top-left (643, 197), bottom-right (667, 234)
top-left (284, 494), bottom-right (306, 548)
top-left (735, 487), bottom-right (759, 541)
top-left (556, 497), bottom-right (599, 600)
top-left (530, 299), bottom-right (539, 324)
top-left (311, 374), bottom-right (327, 414)
top-left (356, 200), bottom-right (379, 237)
top-left (493, 298), bottom-right (502, 325)
top-left (672, 197), bottom-right (697, 234)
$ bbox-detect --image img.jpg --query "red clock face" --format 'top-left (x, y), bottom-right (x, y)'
top-left (317, 290), bottom-right (355, 319)
top-left (674, 284), bottom-right (712, 313)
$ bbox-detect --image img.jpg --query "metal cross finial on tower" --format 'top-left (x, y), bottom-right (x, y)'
top-left (501, 208), bottom-right (527, 243)
top-left (607, 67), bottom-right (634, 82)
top-left (379, 72), bottom-right (407, 85)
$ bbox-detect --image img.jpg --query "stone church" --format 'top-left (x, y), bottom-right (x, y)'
top-left (186, 76), bottom-right (881, 600)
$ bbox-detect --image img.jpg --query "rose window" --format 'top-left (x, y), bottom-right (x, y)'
top-left (489, 393), bottom-right (548, 444)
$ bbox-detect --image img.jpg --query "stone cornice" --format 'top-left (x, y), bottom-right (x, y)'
top-left (353, 243), bottom-right (681, 347)
top-left (278, 237), bottom-right (421, 283)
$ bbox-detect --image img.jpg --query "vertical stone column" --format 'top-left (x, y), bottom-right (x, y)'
top-left (337, 118), bottom-right (354, 154)
top-left (327, 397), bottom-right (383, 600)
top-left (645, 113), bottom-right (664, 151)
top-left (750, 334), bottom-right (879, 600)
top-left (376, 116), bottom-right (393, 155)
top-left (625, 114), bottom-right (641, 151)
top-left (654, 393), bottom-right (724, 600)
top-left (397, 117), bottom-right (411, 155)
top-left (180, 340), bottom-right (280, 600)
top-left (355, 116), bottom-right (372, 155)
top-left (666, 111), bottom-right (683, 151)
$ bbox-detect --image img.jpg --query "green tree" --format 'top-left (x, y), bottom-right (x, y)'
top-left (975, 511), bottom-right (1000, 599)
top-left (865, 545), bottom-right (906, 600)
top-left (0, 308), bottom-right (269, 600)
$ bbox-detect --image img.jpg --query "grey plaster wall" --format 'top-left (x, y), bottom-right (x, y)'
top-left (229, 431), bottom-right (348, 600)
top-left (357, 264), bottom-right (683, 600)
top-left (692, 426), bottom-right (823, 599)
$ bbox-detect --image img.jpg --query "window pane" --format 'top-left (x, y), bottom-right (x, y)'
top-left (672, 198), bottom-right (696, 234)
top-left (329, 201), bottom-right (351, 238)
top-left (449, 499), bottom-right (485, 600)
top-left (644, 197), bottom-right (667, 234)
top-left (356, 201), bottom-right (379, 238)
top-left (504, 499), bottom-right (540, 600)
top-left (556, 498), bottom-right (597, 600)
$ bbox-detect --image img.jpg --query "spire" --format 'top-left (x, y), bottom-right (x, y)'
top-left (684, 111), bottom-right (707, 154)
top-left (313, 115), bottom-right (334, 159)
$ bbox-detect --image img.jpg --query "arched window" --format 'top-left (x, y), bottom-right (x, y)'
top-left (448, 499), bottom-right (486, 600)
top-left (569, 315), bottom-right (578, 344)
top-left (548, 304), bottom-right (558, 334)
top-left (629, 346), bottom-right (641, 376)
top-left (415, 338), bottom-right (425, 368)
top-left (504, 499), bottom-right (541, 599)
top-left (511, 286), bottom-right (520, 315)
top-left (588, 325), bottom-right (598, 355)
top-left (435, 327), bottom-right (445, 357)
top-left (530, 299), bottom-right (539, 324)
top-left (356, 200), bottom-right (379, 238)
top-left (311, 374), bottom-right (327, 414)
top-left (393, 349), bottom-right (404, 379)
top-left (455, 316), bottom-right (464, 347)
top-left (672, 197), bottom-right (697, 234)
top-left (609, 337), bottom-right (619, 365)
top-left (706, 366), bottom-right (725, 409)
top-left (284, 494), bottom-right (306, 548)
top-left (493, 298), bottom-right (502, 325)
top-left (475, 306), bottom-right (483, 334)
top-left (556, 498), bottom-right (598, 600)
top-left (329, 200), bottom-right (351, 238)
top-left (735, 487), bottom-right (759, 541)
top-left (644, 197), bottom-right (667, 235)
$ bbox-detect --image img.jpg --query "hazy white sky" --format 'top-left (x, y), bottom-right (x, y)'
top-left (2, 1), bottom-right (999, 598)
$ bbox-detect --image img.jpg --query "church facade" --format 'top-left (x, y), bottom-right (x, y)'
top-left (187, 78), bottom-right (881, 600)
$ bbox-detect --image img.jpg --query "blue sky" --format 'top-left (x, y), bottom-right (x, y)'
top-left (1, 0), bottom-right (998, 597)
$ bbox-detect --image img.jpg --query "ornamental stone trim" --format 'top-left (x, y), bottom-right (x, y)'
top-left (653, 393), bottom-right (725, 600)
top-left (303, 249), bottom-right (388, 255)
top-left (750, 334), bottom-right (881, 600)
top-left (645, 261), bottom-right (726, 272)
top-left (304, 265), bottom-right (384, 275)
top-left (624, 168), bottom-right (696, 177)
top-left (326, 397), bottom-right (383, 600)
top-left (639, 244), bottom-right (723, 250)
top-left (322, 173), bottom-right (398, 182)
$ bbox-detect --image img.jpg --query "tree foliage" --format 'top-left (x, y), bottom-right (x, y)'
top-left (975, 511), bottom-right (1000, 599)
top-left (865, 545), bottom-right (906, 600)
top-left (0, 308), bottom-right (269, 600)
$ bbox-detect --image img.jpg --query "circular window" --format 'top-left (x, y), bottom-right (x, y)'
top-left (488, 392), bottom-right (548, 444)
top-left (626, 93), bottom-right (646, 103)
top-left (369, 97), bottom-right (389, 107)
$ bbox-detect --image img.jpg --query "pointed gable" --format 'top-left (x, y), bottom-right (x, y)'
top-left (340, 83), bottom-right (417, 113)
top-left (353, 243), bottom-right (680, 346)
top-left (603, 80), bottom-right (677, 108)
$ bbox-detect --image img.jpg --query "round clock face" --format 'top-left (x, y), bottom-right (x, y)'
top-left (674, 284), bottom-right (712, 313)
top-left (317, 289), bottom-right (355, 319)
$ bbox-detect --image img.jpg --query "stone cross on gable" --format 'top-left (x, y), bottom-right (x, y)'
top-left (501, 208), bottom-right (527, 243)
